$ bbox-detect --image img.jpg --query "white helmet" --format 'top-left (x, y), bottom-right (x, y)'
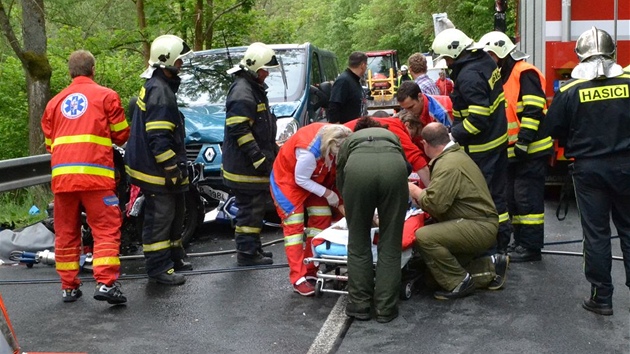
top-left (239, 42), bottom-right (279, 73)
top-left (575, 26), bottom-right (616, 62)
top-left (473, 31), bottom-right (529, 60)
top-left (149, 35), bottom-right (192, 68)
top-left (401, 65), bottom-right (409, 72)
top-left (431, 28), bottom-right (474, 64)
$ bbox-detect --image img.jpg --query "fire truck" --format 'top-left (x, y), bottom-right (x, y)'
top-left (515, 0), bottom-right (630, 184)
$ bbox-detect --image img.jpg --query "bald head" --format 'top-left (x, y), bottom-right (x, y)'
top-left (421, 123), bottom-right (451, 158)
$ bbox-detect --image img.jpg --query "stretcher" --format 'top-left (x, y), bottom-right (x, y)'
top-left (303, 209), bottom-right (426, 300)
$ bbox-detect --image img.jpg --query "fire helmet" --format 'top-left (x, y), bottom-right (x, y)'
top-left (431, 28), bottom-right (474, 63)
top-left (239, 42), bottom-right (279, 73)
top-left (149, 35), bottom-right (192, 68)
top-left (575, 26), bottom-right (616, 62)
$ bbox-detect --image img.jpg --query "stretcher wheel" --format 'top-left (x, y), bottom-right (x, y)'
top-left (315, 279), bottom-right (324, 297)
top-left (400, 281), bottom-right (413, 300)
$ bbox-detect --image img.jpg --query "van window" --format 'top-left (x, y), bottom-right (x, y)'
top-left (310, 52), bottom-right (323, 85)
top-left (321, 54), bottom-right (339, 81)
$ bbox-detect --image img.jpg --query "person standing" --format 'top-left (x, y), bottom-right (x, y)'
top-left (328, 52), bottom-right (368, 124)
top-left (397, 65), bottom-right (413, 87)
top-left (337, 125), bottom-right (409, 323)
top-left (435, 70), bottom-right (454, 96)
top-left (475, 31), bottom-right (553, 262)
top-left (270, 123), bottom-right (352, 296)
top-left (223, 42), bottom-right (280, 266)
top-left (125, 35), bottom-right (193, 286)
top-left (407, 53), bottom-right (441, 95)
top-left (544, 27), bottom-right (630, 316)
top-left (431, 28), bottom-right (511, 254)
top-left (42, 50), bottom-right (129, 304)
top-left (408, 123), bottom-right (507, 300)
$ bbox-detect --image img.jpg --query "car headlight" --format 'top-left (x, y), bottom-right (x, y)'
top-left (276, 118), bottom-right (299, 146)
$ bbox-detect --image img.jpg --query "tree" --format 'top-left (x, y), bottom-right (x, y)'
top-left (0, 0), bottom-right (50, 155)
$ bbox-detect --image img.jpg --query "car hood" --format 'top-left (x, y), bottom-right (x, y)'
top-left (183, 101), bottom-right (301, 144)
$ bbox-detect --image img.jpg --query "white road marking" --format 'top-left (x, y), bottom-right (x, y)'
top-left (307, 295), bottom-right (350, 354)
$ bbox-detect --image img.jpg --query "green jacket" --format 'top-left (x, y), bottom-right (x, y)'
top-left (419, 143), bottom-right (498, 225)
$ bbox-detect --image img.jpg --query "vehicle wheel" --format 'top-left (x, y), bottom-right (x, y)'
top-left (315, 279), bottom-right (324, 297)
top-left (181, 192), bottom-right (201, 248)
top-left (400, 281), bottom-right (413, 300)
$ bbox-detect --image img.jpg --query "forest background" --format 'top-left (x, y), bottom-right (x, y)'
top-left (0, 0), bottom-right (516, 160)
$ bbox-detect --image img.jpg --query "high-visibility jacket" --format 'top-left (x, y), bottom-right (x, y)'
top-left (270, 123), bottom-right (336, 219)
top-left (503, 60), bottom-right (553, 159)
top-left (42, 76), bottom-right (129, 193)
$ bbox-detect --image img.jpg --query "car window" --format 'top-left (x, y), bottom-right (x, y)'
top-left (177, 48), bottom-right (307, 107)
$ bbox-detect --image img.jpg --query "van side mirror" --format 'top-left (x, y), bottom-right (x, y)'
top-left (309, 82), bottom-right (332, 110)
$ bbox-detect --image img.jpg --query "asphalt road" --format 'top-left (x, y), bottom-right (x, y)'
top-left (1, 194), bottom-right (629, 353)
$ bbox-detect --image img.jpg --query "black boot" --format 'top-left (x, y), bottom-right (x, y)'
top-left (237, 252), bottom-right (273, 266)
top-left (173, 259), bottom-right (193, 271)
top-left (509, 245), bottom-right (542, 262)
top-left (258, 247), bottom-right (273, 258)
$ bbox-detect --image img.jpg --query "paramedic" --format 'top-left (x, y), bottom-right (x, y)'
top-left (474, 31), bottom-right (553, 262)
top-left (431, 28), bottom-right (511, 254)
top-left (409, 123), bottom-right (508, 300)
top-left (222, 42), bottom-right (279, 266)
top-left (337, 121), bottom-right (409, 323)
top-left (270, 123), bottom-right (352, 296)
top-left (544, 27), bottom-right (630, 316)
top-left (42, 50), bottom-right (129, 304)
top-left (344, 115), bottom-right (431, 187)
top-left (396, 81), bottom-right (452, 136)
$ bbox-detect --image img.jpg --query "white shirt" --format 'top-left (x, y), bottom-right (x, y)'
top-left (294, 148), bottom-right (327, 197)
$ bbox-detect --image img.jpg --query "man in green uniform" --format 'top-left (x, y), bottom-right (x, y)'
top-left (337, 121), bottom-right (409, 323)
top-left (409, 123), bottom-right (508, 299)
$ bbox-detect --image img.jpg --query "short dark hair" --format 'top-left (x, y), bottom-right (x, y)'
top-left (421, 123), bottom-right (450, 147)
top-left (396, 81), bottom-right (421, 102)
top-left (353, 116), bottom-right (385, 132)
top-left (68, 50), bottom-right (95, 78)
top-left (348, 52), bottom-right (367, 68)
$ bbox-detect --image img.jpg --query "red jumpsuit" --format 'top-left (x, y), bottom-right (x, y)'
top-left (41, 76), bottom-right (130, 290)
top-left (270, 123), bottom-right (336, 285)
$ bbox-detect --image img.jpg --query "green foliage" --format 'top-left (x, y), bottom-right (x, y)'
top-left (0, 186), bottom-right (53, 228)
top-left (0, 55), bottom-right (29, 159)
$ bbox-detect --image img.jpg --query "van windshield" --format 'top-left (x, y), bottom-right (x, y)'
top-left (178, 48), bottom-right (306, 107)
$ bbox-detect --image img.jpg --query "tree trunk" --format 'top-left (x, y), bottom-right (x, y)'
top-left (204, 0), bottom-right (214, 49)
top-left (194, 0), bottom-right (204, 50)
top-left (135, 0), bottom-right (150, 63)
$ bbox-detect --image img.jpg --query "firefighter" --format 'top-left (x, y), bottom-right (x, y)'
top-left (544, 27), bottom-right (630, 316)
top-left (270, 123), bottom-right (352, 296)
top-left (397, 65), bottom-right (413, 87)
top-left (223, 42), bottom-right (280, 266)
top-left (431, 28), bottom-right (511, 254)
top-left (42, 50), bottom-right (129, 304)
top-left (125, 35), bottom-right (193, 285)
top-left (474, 31), bottom-right (553, 262)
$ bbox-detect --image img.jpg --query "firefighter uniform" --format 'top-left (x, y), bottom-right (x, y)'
top-left (223, 71), bottom-right (278, 258)
top-left (271, 123), bottom-right (335, 286)
top-left (42, 76), bottom-right (130, 290)
top-left (125, 69), bottom-right (188, 278)
top-left (501, 58), bottom-right (553, 255)
top-left (545, 71), bottom-right (630, 307)
top-left (337, 128), bottom-right (408, 321)
top-left (449, 50), bottom-right (511, 253)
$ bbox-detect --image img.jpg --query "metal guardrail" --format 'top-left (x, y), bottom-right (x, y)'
top-left (0, 154), bottom-right (51, 193)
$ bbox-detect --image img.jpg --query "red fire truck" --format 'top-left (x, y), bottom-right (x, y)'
top-left (515, 0), bottom-right (630, 184)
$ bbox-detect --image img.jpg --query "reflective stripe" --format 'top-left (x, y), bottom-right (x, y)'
top-left (507, 121), bottom-right (520, 144)
top-left (125, 165), bottom-right (165, 185)
top-left (463, 118), bottom-right (481, 134)
top-left (453, 109), bottom-right (468, 118)
top-left (137, 97), bottom-right (146, 111)
top-left (522, 94), bottom-right (546, 108)
top-left (252, 156), bottom-right (265, 169)
top-left (110, 120), bottom-right (129, 132)
top-left (236, 225), bottom-right (262, 234)
top-left (512, 213), bottom-right (544, 225)
top-left (155, 149), bottom-right (176, 163)
top-left (238, 133), bottom-right (255, 146)
top-left (143, 240), bottom-right (171, 252)
top-left (92, 257), bottom-right (121, 267)
top-left (52, 164), bottom-right (115, 179)
top-left (515, 101), bottom-right (524, 113)
top-left (468, 133), bottom-right (508, 153)
top-left (146, 121), bottom-right (175, 131)
top-left (528, 136), bottom-right (553, 154)
top-left (222, 168), bottom-right (270, 184)
top-left (45, 137), bottom-right (52, 146)
top-left (306, 206), bottom-right (331, 217)
top-left (171, 239), bottom-right (182, 247)
top-left (498, 212), bottom-right (510, 224)
top-left (305, 227), bottom-right (323, 238)
top-left (56, 261), bottom-right (80, 270)
top-left (52, 134), bottom-right (112, 149)
top-left (226, 116), bottom-right (251, 125)
top-left (256, 103), bottom-right (266, 112)
top-left (284, 233), bottom-right (303, 247)
top-left (559, 79), bottom-right (587, 92)
top-left (468, 105), bottom-right (490, 116)
top-left (520, 117), bottom-right (540, 131)
top-left (284, 213), bottom-right (304, 226)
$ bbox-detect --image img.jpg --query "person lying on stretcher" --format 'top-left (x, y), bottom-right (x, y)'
top-left (407, 122), bottom-right (509, 300)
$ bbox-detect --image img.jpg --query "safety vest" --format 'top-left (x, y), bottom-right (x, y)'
top-left (504, 61), bottom-right (546, 146)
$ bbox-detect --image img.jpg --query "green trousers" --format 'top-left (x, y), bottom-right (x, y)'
top-left (343, 150), bottom-right (408, 317)
top-left (415, 218), bottom-right (497, 291)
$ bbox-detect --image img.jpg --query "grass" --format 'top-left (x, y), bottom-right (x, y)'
top-left (0, 185), bottom-right (53, 230)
